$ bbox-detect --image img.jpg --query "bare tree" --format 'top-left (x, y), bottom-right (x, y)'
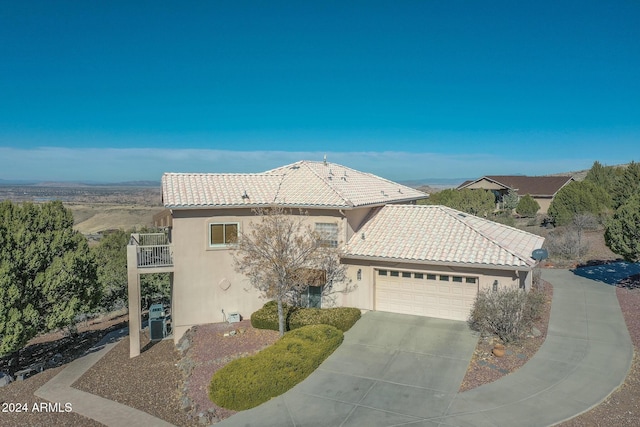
top-left (232, 207), bottom-right (352, 336)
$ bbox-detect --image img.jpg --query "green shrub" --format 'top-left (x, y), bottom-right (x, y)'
top-left (516, 194), bottom-right (540, 218)
top-left (251, 301), bottom-right (361, 332)
top-left (250, 300), bottom-right (296, 331)
top-left (209, 324), bottom-right (343, 410)
top-left (289, 307), bottom-right (361, 332)
top-left (468, 286), bottom-right (545, 343)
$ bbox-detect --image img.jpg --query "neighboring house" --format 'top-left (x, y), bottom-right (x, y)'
top-left (127, 161), bottom-right (544, 357)
top-left (457, 175), bottom-right (574, 214)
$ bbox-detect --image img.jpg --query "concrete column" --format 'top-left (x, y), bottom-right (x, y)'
top-left (127, 243), bottom-right (141, 358)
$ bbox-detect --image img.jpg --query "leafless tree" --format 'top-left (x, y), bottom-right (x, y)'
top-left (232, 207), bottom-right (353, 335)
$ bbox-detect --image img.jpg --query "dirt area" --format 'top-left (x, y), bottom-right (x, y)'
top-left (69, 204), bottom-right (163, 234)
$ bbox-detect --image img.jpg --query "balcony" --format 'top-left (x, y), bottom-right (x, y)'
top-left (129, 232), bottom-right (174, 270)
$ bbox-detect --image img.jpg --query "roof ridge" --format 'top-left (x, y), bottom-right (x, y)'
top-left (440, 206), bottom-right (536, 265)
top-left (301, 161), bottom-right (355, 208)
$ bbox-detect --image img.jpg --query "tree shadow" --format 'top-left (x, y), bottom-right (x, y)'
top-left (572, 259), bottom-right (640, 287)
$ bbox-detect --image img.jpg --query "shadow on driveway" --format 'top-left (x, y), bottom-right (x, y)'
top-left (572, 260), bottom-right (640, 285)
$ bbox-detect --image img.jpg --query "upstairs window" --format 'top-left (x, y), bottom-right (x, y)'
top-left (209, 223), bottom-right (238, 247)
top-left (315, 223), bottom-right (338, 248)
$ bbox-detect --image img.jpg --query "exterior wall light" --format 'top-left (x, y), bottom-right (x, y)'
top-left (493, 280), bottom-right (499, 292)
top-left (357, 269), bottom-right (362, 281)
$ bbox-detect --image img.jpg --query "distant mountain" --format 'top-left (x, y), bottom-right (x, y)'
top-left (399, 178), bottom-right (470, 189)
top-left (0, 179), bottom-right (160, 187)
top-left (0, 178), bottom-right (38, 185)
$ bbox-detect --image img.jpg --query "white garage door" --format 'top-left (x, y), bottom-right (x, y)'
top-left (375, 270), bottom-right (478, 321)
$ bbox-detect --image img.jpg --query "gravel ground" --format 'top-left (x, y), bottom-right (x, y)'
top-left (74, 320), bottom-right (279, 426)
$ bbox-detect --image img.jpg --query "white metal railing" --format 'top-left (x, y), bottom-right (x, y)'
top-left (137, 244), bottom-right (173, 268)
top-left (131, 233), bottom-right (173, 268)
top-left (139, 233), bottom-right (170, 246)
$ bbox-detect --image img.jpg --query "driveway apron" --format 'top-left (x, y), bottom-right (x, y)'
top-left (218, 312), bottom-right (479, 427)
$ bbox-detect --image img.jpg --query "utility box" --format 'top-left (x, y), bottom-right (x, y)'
top-left (227, 312), bottom-right (241, 323)
top-left (149, 303), bottom-right (164, 320)
top-left (149, 318), bottom-right (167, 341)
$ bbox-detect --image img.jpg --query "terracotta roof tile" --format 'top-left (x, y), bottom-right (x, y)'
top-left (162, 161), bottom-right (426, 208)
top-left (345, 205), bottom-right (544, 268)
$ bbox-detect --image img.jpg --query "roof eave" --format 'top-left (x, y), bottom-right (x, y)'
top-left (341, 254), bottom-right (537, 271)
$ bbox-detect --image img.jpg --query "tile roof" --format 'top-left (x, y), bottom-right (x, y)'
top-left (345, 205), bottom-right (544, 268)
top-left (162, 160), bottom-right (426, 209)
top-left (458, 175), bottom-right (573, 196)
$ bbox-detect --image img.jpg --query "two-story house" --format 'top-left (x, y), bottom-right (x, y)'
top-left (127, 160), bottom-right (544, 357)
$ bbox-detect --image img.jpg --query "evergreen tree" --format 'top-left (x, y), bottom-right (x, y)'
top-left (425, 188), bottom-right (495, 216)
top-left (92, 229), bottom-right (129, 311)
top-left (605, 194), bottom-right (640, 262)
top-left (610, 161), bottom-right (640, 209)
top-left (516, 194), bottom-right (540, 217)
top-left (548, 181), bottom-right (611, 226)
top-left (0, 201), bottom-right (100, 356)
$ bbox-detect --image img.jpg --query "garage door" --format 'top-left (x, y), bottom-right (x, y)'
top-left (375, 270), bottom-right (478, 321)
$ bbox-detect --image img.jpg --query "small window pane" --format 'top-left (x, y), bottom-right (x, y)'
top-left (414, 273), bottom-right (424, 279)
top-left (402, 272), bottom-right (411, 278)
top-left (210, 224), bottom-right (224, 245)
top-left (378, 270), bottom-right (388, 276)
top-left (466, 277), bottom-right (477, 284)
top-left (225, 223), bottom-right (238, 244)
top-left (426, 274), bottom-right (436, 280)
top-left (308, 286), bottom-right (322, 308)
top-left (452, 276), bottom-right (463, 283)
top-left (390, 271), bottom-right (399, 277)
top-left (440, 275), bottom-right (450, 281)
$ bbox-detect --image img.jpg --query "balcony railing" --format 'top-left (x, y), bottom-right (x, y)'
top-left (130, 233), bottom-right (174, 268)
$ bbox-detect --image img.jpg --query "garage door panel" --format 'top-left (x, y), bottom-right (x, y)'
top-left (376, 271), bottom-right (478, 321)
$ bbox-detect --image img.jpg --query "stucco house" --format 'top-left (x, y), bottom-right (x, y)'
top-left (127, 161), bottom-right (545, 357)
top-left (457, 175), bottom-right (574, 214)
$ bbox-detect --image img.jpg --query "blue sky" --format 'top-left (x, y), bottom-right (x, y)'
top-left (1, 1), bottom-right (638, 183)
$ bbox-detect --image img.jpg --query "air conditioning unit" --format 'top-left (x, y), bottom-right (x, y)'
top-left (227, 312), bottom-right (241, 323)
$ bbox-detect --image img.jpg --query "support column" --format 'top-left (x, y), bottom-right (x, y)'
top-left (127, 243), bottom-right (141, 358)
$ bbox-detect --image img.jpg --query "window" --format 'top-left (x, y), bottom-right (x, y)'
top-left (439, 275), bottom-right (450, 281)
top-left (378, 270), bottom-right (388, 276)
top-left (390, 271), bottom-right (400, 277)
top-left (452, 276), bottom-right (463, 283)
top-left (414, 273), bottom-right (424, 279)
top-left (402, 272), bottom-right (411, 278)
top-left (301, 286), bottom-right (323, 308)
top-left (315, 223), bottom-right (338, 248)
top-left (466, 277), bottom-right (477, 284)
top-left (426, 274), bottom-right (436, 280)
top-left (209, 223), bottom-right (238, 246)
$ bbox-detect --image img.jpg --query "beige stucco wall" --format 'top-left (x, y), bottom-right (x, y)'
top-left (534, 197), bottom-right (552, 215)
top-left (170, 207), bottom-right (365, 342)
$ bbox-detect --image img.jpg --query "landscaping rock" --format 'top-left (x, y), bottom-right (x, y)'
top-left (48, 352), bottom-right (63, 366)
top-left (531, 326), bottom-right (542, 337)
top-left (0, 371), bottom-right (13, 387)
top-left (180, 395), bottom-right (192, 411)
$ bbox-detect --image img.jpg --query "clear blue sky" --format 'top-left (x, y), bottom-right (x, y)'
top-left (1, 1), bottom-right (638, 183)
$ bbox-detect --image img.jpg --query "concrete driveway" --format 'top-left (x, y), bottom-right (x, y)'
top-left (218, 312), bottom-right (479, 427)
